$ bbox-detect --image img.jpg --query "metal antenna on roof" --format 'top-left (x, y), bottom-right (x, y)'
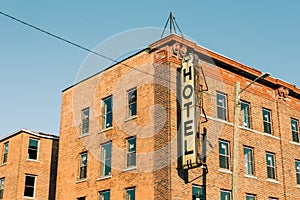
top-left (161, 12), bottom-right (183, 38)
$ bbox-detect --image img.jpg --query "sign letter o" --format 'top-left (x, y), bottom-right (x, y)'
top-left (183, 85), bottom-right (193, 99)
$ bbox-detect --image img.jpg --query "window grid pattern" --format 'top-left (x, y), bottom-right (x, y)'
top-left (295, 160), bottom-right (300, 185)
top-left (192, 185), bottom-right (204, 200)
top-left (100, 142), bottom-right (112, 177)
top-left (244, 147), bottom-right (254, 175)
top-left (2, 143), bottom-right (8, 164)
top-left (291, 118), bottom-right (299, 142)
top-left (241, 101), bottom-right (251, 128)
top-left (262, 109), bottom-right (272, 134)
top-left (99, 190), bottom-right (110, 200)
top-left (24, 175), bottom-right (36, 197)
top-left (217, 92), bottom-right (227, 120)
top-left (103, 96), bottom-right (113, 129)
top-left (220, 190), bottom-right (231, 200)
top-left (126, 137), bottom-right (136, 168)
top-left (266, 152), bottom-right (276, 179)
top-left (0, 178), bottom-right (4, 200)
top-left (246, 194), bottom-right (256, 200)
top-left (128, 88), bottom-right (137, 117)
top-left (219, 140), bottom-right (230, 170)
top-left (126, 188), bottom-right (135, 200)
top-left (79, 152), bottom-right (87, 179)
top-left (28, 139), bottom-right (39, 160)
top-left (81, 108), bottom-right (89, 135)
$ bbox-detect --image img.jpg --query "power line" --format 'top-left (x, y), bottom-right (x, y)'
top-left (0, 10), bottom-right (176, 85)
top-left (1, 10), bottom-right (297, 118)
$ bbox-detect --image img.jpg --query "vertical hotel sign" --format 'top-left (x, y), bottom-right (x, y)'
top-left (181, 55), bottom-right (198, 169)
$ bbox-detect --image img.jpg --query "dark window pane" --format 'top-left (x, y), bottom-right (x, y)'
top-left (192, 186), bottom-right (204, 200)
top-left (126, 188), bottom-right (135, 200)
top-left (220, 191), bottom-right (231, 200)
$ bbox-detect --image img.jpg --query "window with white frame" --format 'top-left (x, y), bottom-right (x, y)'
top-left (28, 138), bottom-right (39, 160)
top-left (244, 147), bottom-right (254, 175)
top-left (126, 188), bottom-right (135, 200)
top-left (81, 108), bottom-right (89, 135)
top-left (291, 118), bottom-right (299, 143)
top-left (24, 175), bottom-right (36, 198)
top-left (219, 140), bottom-right (230, 170)
top-left (0, 178), bottom-right (4, 200)
top-left (99, 190), bottom-right (110, 200)
top-left (246, 194), bottom-right (256, 200)
top-left (241, 101), bottom-right (251, 128)
top-left (2, 142), bottom-right (8, 164)
top-left (192, 185), bottom-right (204, 200)
top-left (79, 152), bottom-right (87, 179)
top-left (217, 92), bottom-right (227, 120)
top-left (262, 108), bottom-right (272, 134)
top-left (266, 152), bottom-right (276, 179)
top-left (220, 190), bottom-right (231, 200)
top-left (268, 197), bottom-right (278, 200)
top-left (128, 88), bottom-right (137, 117)
top-left (102, 96), bottom-right (113, 129)
top-left (295, 160), bottom-right (300, 185)
top-left (100, 142), bottom-right (111, 177)
top-left (126, 137), bottom-right (136, 168)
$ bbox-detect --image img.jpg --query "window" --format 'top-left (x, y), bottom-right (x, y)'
top-left (266, 152), bottom-right (276, 179)
top-left (100, 142), bottom-right (112, 177)
top-left (24, 175), bottom-right (36, 197)
top-left (128, 88), bottom-right (137, 117)
top-left (126, 137), bottom-right (136, 168)
top-left (192, 185), bottom-right (204, 200)
top-left (291, 118), bottom-right (299, 142)
top-left (295, 160), bottom-right (300, 185)
top-left (126, 188), bottom-right (135, 200)
top-left (244, 147), bottom-right (254, 175)
top-left (220, 190), bottom-right (231, 200)
top-left (268, 198), bottom-right (278, 200)
top-left (79, 152), bottom-right (87, 179)
top-left (77, 197), bottom-right (85, 200)
top-left (217, 92), bottom-right (227, 120)
top-left (99, 190), bottom-right (110, 200)
top-left (262, 108), bottom-right (272, 134)
top-left (0, 178), bottom-right (4, 200)
top-left (28, 138), bottom-right (39, 160)
top-left (246, 194), bottom-right (256, 200)
top-left (2, 142), bottom-right (8, 164)
top-left (219, 140), bottom-right (230, 169)
top-left (103, 96), bottom-right (113, 129)
top-left (81, 108), bottom-right (89, 135)
top-left (241, 101), bottom-right (251, 128)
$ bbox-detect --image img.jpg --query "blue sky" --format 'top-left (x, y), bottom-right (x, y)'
top-left (0, 1), bottom-right (299, 137)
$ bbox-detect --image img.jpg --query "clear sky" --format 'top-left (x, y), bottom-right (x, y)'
top-left (0, 1), bottom-right (299, 137)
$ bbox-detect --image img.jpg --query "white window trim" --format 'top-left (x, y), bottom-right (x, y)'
top-left (27, 138), bottom-right (40, 161)
top-left (127, 87), bottom-right (137, 119)
top-left (24, 174), bottom-right (37, 198)
top-left (126, 136), bottom-right (136, 169)
top-left (79, 152), bottom-right (87, 180)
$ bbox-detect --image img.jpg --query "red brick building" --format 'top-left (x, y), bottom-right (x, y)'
top-left (0, 129), bottom-right (59, 199)
top-left (56, 34), bottom-right (300, 200)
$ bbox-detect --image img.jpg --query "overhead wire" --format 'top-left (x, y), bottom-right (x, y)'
top-left (1, 11), bottom-right (299, 119)
top-left (0, 10), bottom-right (178, 85)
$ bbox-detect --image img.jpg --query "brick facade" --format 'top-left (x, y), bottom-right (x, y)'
top-left (56, 34), bottom-right (300, 199)
top-left (0, 129), bottom-right (59, 199)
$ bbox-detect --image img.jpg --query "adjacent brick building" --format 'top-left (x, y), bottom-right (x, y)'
top-left (0, 129), bottom-right (59, 200)
top-left (56, 34), bottom-right (300, 199)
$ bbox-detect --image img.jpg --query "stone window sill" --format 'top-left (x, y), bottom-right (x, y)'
top-left (218, 169), bottom-right (232, 174)
top-left (97, 175), bottom-right (112, 181)
top-left (267, 178), bottom-right (279, 184)
top-left (123, 166), bottom-right (137, 172)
